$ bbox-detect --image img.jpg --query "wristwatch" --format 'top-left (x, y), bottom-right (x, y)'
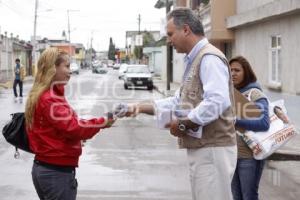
top-left (178, 122), bottom-right (186, 132)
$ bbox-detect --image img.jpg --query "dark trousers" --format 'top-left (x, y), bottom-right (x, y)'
top-left (231, 158), bottom-right (265, 200)
top-left (13, 79), bottom-right (23, 97)
top-left (32, 161), bottom-right (77, 200)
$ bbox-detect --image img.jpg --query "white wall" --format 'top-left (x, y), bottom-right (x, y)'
top-left (154, 51), bottom-right (163, 75)
top-left (172, 50), bottom-right (185, 83)
top-left (143, 46), bottom-right (166, 77)
top-left (237, 0), bottom-right (274, 14)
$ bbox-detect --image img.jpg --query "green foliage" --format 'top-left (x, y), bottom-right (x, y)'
top-left (143, 31), bottom-right (155, 47)
top-left (134, 46), bottom-right (143, 60)
top-left (155, 36), bottom-right (166, 46)
top-left (202, 0), bottom-right (210, 5)
top-left (108, 37), bottom-right (116, 60)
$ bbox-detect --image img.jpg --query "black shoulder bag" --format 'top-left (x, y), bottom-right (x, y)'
top-left (2, 112), bottom-right (33, 158)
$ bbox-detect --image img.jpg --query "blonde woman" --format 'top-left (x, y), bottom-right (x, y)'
top-left (25, 48), bottom-right (113, 200)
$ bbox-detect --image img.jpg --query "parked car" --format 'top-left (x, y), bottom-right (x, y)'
top-left (107, 60), bottom-right (114, 68)
top-left (70, 63), bottom-right (79, 74)
top-left (113, 63), bottom-right (121, 70)
top-left (92, 64), bottom-right (108, 74)
top-left (123, 65), bottom-right (153, 90)
top-left (118, 64), bottom-right (128, 79)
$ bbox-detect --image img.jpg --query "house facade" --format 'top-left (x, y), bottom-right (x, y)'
top-left (227, 0), bottom-right (300, 94)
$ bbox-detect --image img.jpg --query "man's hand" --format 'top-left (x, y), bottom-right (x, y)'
top-left (113, 101), bottom-right (154, 118)
top-left (167, 120), bottom-right (186, 138)
top-left (125, 103), bottom-right (139, 117)
top-left (166, 118), bottom-right (200, 138)
top-left (113, 103), bottom-right (139, 118)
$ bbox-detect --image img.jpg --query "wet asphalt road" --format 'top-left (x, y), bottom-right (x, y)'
top-left (0, 68), bottom-right (299, 200)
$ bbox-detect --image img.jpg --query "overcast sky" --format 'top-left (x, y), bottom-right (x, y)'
top-left (0, 0), bottom-right (166, 51)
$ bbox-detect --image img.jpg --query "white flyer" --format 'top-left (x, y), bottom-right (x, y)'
top-left (156, 108), bottom-right (202, 138)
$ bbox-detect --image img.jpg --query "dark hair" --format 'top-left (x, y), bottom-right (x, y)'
top-left (167, 7), bottom-right (204, 36)
top-left (15, 58), bottom-right (20, 62)
top-left (229, 56), bottom-right (257, 89)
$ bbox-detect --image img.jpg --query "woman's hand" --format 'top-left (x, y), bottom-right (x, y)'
top-left (104, 112), bottom-right (116, 128)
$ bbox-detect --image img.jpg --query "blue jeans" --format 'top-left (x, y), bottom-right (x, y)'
top-left (231, 158), bottom-right (265, 200)
top-left (13, 79), bottom-right (23, 97)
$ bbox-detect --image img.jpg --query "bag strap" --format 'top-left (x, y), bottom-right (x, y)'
top-left (245, 88), bottom-right (268, 102)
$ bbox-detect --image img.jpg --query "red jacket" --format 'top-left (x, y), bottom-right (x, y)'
top-left (28, 85), bottom-right (106, 167)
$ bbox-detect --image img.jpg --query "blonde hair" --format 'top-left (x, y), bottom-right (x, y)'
top-left (25, 47), bottom-right (68, 126)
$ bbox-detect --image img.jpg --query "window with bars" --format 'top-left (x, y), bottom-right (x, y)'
top-left (268, 35), bottom-right (282, 87)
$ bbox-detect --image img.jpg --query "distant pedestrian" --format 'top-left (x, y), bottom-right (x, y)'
top-left (230, 56), bottom-right (270, 200)
top-left (13, 58), bottom-right (26, 103)
top-left (25, 47), bottom-right (115, 200)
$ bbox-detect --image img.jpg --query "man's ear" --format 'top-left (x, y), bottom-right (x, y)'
top-left (183, 24), bottom-right (191, 36)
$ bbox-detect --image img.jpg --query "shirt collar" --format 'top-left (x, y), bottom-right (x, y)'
top-left (184, 38), bottom-right (209, 65)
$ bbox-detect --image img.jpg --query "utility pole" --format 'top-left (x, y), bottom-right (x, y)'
top-left (137, 14), bottom-right (141, 63)
top-left (90, 31), bottom-right (93, 64)
top-left (67, 10), bottom-right (71, 43)
top-left (138, 14), bottom-right (141, 34)
top-left (32, 0), bottom-right (38, 75)
top-left (166, 0), bottom-right (172, 90)
top-left (154, 0), bottom-right (173, 90)
top-left (67, 9), bottom-right (79, 57)
top-left (4, 31), bottom-right (9, 79)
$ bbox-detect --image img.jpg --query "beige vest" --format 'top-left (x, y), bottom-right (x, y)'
top-left (237, 88), bottom-right (267, 158)
top-left (178, 43), bottom-right (236, 149)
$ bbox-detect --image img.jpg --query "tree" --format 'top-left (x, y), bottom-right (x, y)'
top-left (134, 46), bottom-right (143, 60)
top-left (202, 0), bottom-right (210, 5)
top-left (108, 37), bottom-right (116, 60)
top-left (143, 31), bottom-right (155, 47)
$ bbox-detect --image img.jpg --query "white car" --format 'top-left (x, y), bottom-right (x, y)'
top-left (70, 63), bottom-right (79, 74)
top-left (123, 65), bottom-right (153, 90)
top-left (112, 63), bottom-right (120, 70)
top-left (118, 64), bottom-right (128, 79)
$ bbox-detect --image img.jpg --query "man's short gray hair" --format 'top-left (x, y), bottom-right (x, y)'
top-left (167, 7), bottom-right (204, 36)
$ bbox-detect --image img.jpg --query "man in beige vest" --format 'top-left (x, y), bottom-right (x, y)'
top-left (121, 7), bottom-right (237, 200)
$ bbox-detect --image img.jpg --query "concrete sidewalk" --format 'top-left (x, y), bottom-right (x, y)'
top-left (153, 78), bottom-right (300, 155)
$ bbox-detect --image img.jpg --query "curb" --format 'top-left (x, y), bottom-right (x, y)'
top-left (267, 150), bottom-right (300, 161)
